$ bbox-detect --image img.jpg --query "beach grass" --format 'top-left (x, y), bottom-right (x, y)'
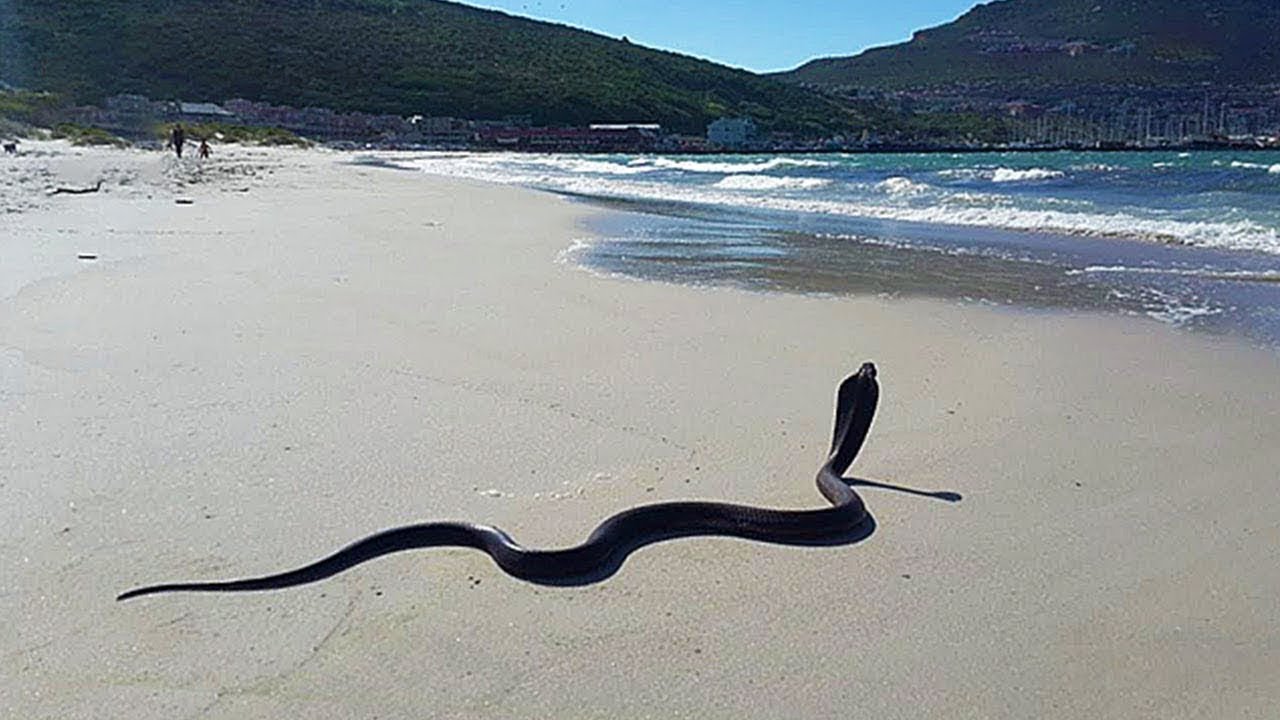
top-left (155, 121), bottom-right (311, 147)
top-left (50, 122), bottom-right (129, 147)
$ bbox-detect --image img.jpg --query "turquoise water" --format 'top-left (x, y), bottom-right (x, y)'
top-left (398, 150), bottom-right (1280, 346)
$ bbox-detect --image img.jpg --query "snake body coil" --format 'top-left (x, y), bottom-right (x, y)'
top-left (118, 362), bottom-right (879, 601)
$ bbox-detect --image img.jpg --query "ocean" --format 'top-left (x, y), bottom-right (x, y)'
top-left (387, 150), bottom-right (1280, 347)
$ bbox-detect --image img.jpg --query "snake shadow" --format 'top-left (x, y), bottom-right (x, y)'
top-left (530, 477), bottom-right (961, 587)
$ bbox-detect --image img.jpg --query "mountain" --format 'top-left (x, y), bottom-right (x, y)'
top-left (0, 0), bottom-right (860, 134)
top-left (777, 0), bottom-right (1280, 90)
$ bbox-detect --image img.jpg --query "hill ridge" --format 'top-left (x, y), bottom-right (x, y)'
top-left (0, 0), bottom-right (861, 134)
top-left (777, 0), bottom-right (1280, 90)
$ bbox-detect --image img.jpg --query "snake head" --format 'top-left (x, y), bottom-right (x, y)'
top-left (829, 362), bottom-right (879, 477)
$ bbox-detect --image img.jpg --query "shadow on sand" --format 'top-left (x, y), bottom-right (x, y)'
top-left (535, 477), bottom-right (959, 587)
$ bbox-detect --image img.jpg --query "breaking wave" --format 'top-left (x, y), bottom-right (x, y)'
top-left (394, 151), bottom-right (1280, 256)
top-left (635, 157), bottom-right (833, 174)
top-left (876, 176), bottom-right (932, 196)
top-left (713, 175), bottom-right (831, 191)
top-left (937, 167), bottom-right (1067, 182)
top-left (1225, 160), bottom-right (1280, 174)
top-left (990, 167), bottom-right (1064, 183)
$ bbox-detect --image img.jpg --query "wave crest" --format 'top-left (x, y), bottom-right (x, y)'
top-left (876, 176), bottom-right (932, 195)
top-left (395, 151), bottom-right (1280, 256)
top-left (637, 157), bottom-right (832, 174)
top-left (991, 167), bottom-right (1064, 183)
top-left (714, 175), bottom-right (831, 191)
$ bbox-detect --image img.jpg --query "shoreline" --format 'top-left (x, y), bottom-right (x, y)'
top-left (381, 147), bottom-right (1280, 350)
top-left (449, 142), bottom-right (1280, 155)
top-left (543, 184), bottom-right (1280, 351)
top-left (4, 143), bottom-right (1280, 718)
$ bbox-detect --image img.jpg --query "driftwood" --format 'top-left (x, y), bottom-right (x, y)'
top-left (49, 181), bottom-right (103, 196)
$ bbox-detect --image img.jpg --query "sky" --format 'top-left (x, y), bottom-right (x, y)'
top-left (469, 1), bottom-right (984, 73)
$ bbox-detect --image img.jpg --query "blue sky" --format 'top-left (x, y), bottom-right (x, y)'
top-left (470, 1), bottom-right (983, 72)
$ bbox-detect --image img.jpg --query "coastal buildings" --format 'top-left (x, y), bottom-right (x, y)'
top-left (36, 92), bottom-right (1280, 153)
top-left (707, 117), bottom-right (759, 149)
top-left (175, 102), bottom-right (236, 124)
top-left (222, 99), bottom-right (409, 141)
top-left (86, 94), bottom-right (159, 137)
top-left (475, 124), bottom-right (660, 152)
top-left (409, 116), bottom-right (474, 148)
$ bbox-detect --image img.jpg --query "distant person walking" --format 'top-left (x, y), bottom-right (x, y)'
top-left (198, 138), bottom-right (211, 159)
top-left (169, 124), bottom-right (186, 158)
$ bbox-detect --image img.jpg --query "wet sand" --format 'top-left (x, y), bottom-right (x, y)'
top-left (577, 203), bottom-right (1280, 347)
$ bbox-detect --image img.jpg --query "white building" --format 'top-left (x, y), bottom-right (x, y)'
top-left (176, 102), bottom-right (236, 124)
top-left (707, 117), bottom-right (758, 149)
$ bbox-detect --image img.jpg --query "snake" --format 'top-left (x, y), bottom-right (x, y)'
top-left (117, 362), bottom-right (879, 601)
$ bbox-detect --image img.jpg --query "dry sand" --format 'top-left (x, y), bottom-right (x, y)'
top-left (2, 141), bottom-right (1279, 718)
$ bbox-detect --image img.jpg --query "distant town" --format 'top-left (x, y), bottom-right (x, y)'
top-left (43, 91), bottom-right (1280, 153)
top-left (836, 82), bottom-right (1280, 151)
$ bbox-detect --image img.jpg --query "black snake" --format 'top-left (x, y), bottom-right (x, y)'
top-left (118, 362), bottom-right (880, 601)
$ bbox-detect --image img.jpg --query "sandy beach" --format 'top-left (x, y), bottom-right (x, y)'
top-left (3, 141), bottom-right (1279, 718)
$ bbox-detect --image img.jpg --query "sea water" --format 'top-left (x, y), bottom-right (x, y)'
top-left (391, 150), bottom-right (1280, 347)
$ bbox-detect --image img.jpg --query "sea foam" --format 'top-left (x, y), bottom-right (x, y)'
top-left (399, 151), bottom-right (1280, 256)
top-left (876, 176), bottom-right (932, 195)
top-left (714, 175), bottom-right (830, 191)
top-left (640, 157), bottom-right (832, 174)
top-left (990, 167), bottom-right (1064, 183)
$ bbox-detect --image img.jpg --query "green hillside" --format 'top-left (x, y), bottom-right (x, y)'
top-left (0, 0), bottom-right (861, 134)
top-left (778, 0), bottom-right (1280, 90)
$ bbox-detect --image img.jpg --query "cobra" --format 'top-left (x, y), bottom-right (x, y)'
top-left (118, 362), bottom-right (880, 601)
